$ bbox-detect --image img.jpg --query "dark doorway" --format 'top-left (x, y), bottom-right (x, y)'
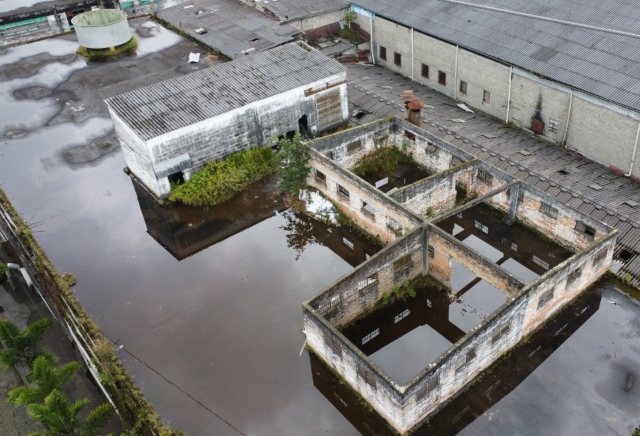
top-left (298, 114), bottom-right (310, 138)
top-left (168, 171), bottom-right (184, 185)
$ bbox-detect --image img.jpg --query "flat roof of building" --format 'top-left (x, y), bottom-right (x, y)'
top-left (351, 0), bottom-right (640, 112)
top-left (156, 0), bottom-right (300, 59)
top-left (105, 42), bottom-right (346, 141)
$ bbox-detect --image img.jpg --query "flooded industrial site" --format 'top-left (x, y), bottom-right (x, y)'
top-left (0, 25), bottom-right (639, 436)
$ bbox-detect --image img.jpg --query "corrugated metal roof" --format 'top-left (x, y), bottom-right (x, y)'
top-left (105, 43), bottom-right (346, 141)
top-left (157, 0), bottom-right (300, 59)
top-left (351, 0), bottom-right (640, 111)
top-left (261, 0), bottom-right (347, 22)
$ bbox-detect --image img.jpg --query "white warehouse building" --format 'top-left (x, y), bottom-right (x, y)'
top-left (105, 42), bottom-right (348, 198)
top-left (349, 0), bottom-right (640, 180)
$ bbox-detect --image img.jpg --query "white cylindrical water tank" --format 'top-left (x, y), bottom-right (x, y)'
top-left (72, 9), bottom-right (132, 49)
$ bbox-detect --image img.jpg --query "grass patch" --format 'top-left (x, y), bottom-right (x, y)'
top-left (168, 147), bottom-right (278, 206)
top-left (352, 146), bottom-right (421, 179)
top-left (76, 37), bottom-right (138, 60)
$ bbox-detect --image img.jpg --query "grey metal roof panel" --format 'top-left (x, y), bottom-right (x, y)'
top-left (106, 43), bottom-right (346, 141)
top-left (352, 0), bottom-right (640, 111)
top-left (261, 0), bottom-right (348, 21)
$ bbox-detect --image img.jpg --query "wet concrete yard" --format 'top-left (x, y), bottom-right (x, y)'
top-left (0, 22), bottom-right (639, 435)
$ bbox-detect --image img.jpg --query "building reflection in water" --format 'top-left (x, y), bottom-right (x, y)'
top-left (309, 287), bottom-right (601, 435)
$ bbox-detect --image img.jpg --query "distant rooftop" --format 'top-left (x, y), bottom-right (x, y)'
top-left (156, 0), bottom-right (300, 59)
top-left (351, 0), bottom-right (640, 112)
top-left (258, 0), bottom-right (347, 22)
top-left (105, 42), bottom-right (346, 141)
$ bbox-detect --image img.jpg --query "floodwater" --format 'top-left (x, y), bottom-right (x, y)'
top-left (1, 26), bottom-right (639, 436)
top-left (340, 261), bottom-right (506, 385)
top-left (437, 202), bottom-right (573, 282)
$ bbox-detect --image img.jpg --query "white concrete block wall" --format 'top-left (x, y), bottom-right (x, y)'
top-left (298, 10), bottom-right (346, 32)
top-left (457, 49), bottom-right (510, 120)
top-left (352, 8), bottom-right (640, 180)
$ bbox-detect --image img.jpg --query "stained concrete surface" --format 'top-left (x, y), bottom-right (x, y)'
top-left (0, 22), bottom-right (639, 436)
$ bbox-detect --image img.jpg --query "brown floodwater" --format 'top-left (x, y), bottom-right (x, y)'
top-left (1, 32), bottom-right (639, 436)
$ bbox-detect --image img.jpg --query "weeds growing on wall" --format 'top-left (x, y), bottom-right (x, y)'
top-left (169, 147), bottom-right (278, 206)
top-left (352, 146), bottom-right (421, 179)
top-left (76, 37), bottom-right (138, 60)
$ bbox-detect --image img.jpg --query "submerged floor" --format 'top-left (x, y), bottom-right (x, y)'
top-left (0, 26), bottom-right (639, 436)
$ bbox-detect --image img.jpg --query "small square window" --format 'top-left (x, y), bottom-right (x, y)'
top-left (379, 46), bottom-right (387, 61)
top-left (539, 202), bottom-right (559, 219)
top-left (459, 81), bottom-right (467, 95)
top-left (477, 168), bottom-right (493, 184)
top-left (394, 52), bottom-right (401, 66)
top-left (421, 63), bottom-right (429, 78)
top-left (347, 139), bottom-right (362, 155)
top-left (575, 221), bottom-right (596, 237)
top-left (538, 288), bottom-right (554, 309)
top-left (483, 90), bottom-right (491, 103)
top-left (438, 71), bottom-right (446, 86)
top-left (428, 245), bottom-right (435, 258)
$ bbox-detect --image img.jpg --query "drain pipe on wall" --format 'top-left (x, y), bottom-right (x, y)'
top-left (625, 122), bottom-right (640, 177)
top-left (505, 66), bottom-right (513, 123)
top-left (454, 45), bottom-right (459, 99)
top-left (411, 27), bottom-right (414, 81)
top-left (561, 90), bottom-right (574, 148)
top-left (370, 14), bottom-right (375, 64)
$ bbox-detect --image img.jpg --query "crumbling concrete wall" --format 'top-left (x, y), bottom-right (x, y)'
top-left (307, 149), bottom-right (422, 244)
top-left (390, 162), bottom-right (475, 217)
top-left (308, 227), bottom-right (424, 327)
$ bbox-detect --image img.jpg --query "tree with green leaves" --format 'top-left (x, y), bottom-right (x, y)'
top-left (26, 389), bottom-right (114, 436)
top-left (0, 318), bottom-right (52, 369)
top-left (8, 354), bottom-right (82, 406)
top-left (277, 133), bottom-right (311, 196)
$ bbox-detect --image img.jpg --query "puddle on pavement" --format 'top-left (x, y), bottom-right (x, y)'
top-left (437, 202), bottom-right (574, 282)
top-left (0, 29), bottom-right (639, 436)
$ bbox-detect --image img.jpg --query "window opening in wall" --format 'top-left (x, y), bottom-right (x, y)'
top-left (417, 376), bottom-right (440, 400)
top-left (329, 295), bottom-right (341, 309)
top-left (492, 322), bottom-right (511, 344)
top-left (394, 309), bottom-right (410, 323)
top-left (361, 201), bottom-right (376, 220)
top-left (325, 333), bottom-right (342, 358)
top-left (549, 118), bottom-right (559, 133)
top-left (451, 156), bottom-right (464, 167)
top-left (168, 171), bottom-right (184, 185)
top-left (532, 255), bottom-right (549, 270)
top-left (456, 348), bottom-right (477, 373)
top-left (539, 202), bottom-right (559, 219)
top-left (379, 45), bottom-right (387, 61)
top-left (567, 268), bottom-right (582, 286)
top-left (337, 184), bottom-right (350, 202)
top-left (357, 363), bottom-right (377, 388)
top-left (315, 169), bottom-right (327, 187)
top-left (421, 63), bottom-right (429, 78)
top-left (575, 221), bottom-right (596, 237)
top-left (357, 274), bottom-right (378, 291)
top-left (386, 216), bottom-right (403, 237)
top-left (438, 71), bottom-right (446, 86)
top-left (483, 89), bottom-right (491, 103)
top-left (593, 248), bottom-right (607, 266)
top-left (477, 168), bottom-right (493, 184)
top-left (347, 139), bottom-right (363, 155)
top-left (425, 141), bottom-right (438, 154)
top-left (537, 288), bottom-right (554, 309)
top-left (617, 249), bottom-right (633, 262)
top-left (393, 254), bottom-right (413, 283)
top-left (286, 130), bottom-right (296, 141)
top-left (459, 81), bottom-right (467, 95)
top-left (428, 245), bottom-right (435, 258)
top-left (362, 328), bottom-right (379, 345)
top-left (326, 150), bottom-right (335, 160)
top-left (394, 52), bottom-right (402, 66)
top-left (404, 130), bottom-right (416, 141)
